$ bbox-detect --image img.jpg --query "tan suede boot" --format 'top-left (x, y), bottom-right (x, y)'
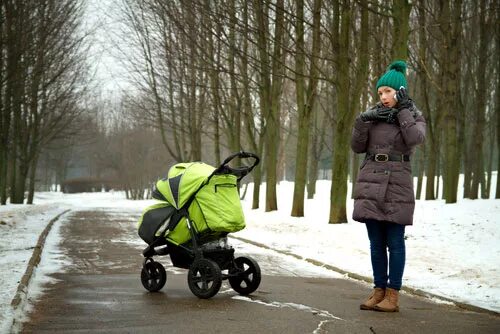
top-left (360, 288), bottom-right (385, 310)
top-left (374, 287), bottom-right (399, 312)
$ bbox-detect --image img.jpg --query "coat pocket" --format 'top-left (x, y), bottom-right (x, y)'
top-left (385, 170), bottom-right (415, 203)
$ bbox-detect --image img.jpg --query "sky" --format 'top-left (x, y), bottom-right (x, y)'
top-left (1, 174), bottom-right (498, 332)
top-left (83, 0), bottom-right (132, 96)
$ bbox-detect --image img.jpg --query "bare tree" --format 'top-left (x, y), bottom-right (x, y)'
top-left (328, 0), bottom-right (369, 224)
top-left (291, 0), bottom-right (323, 217)
top-left (1, 0), bottom-right (89, 204)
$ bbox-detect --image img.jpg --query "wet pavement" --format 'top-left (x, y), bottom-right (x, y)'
top-left (19, 209), bottom-right (500, 333)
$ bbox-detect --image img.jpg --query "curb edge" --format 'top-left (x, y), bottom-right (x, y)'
top-left (10, 209), bottom-right (71, 309)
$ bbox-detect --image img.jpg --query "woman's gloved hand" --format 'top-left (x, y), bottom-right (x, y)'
top-left (360, 105), bottom-right (399, 123)
top-left (376, 106), bottom-right (399, 124)
top-left (396, 87), bottom-right (412, 110)
top-left (359, 108), bottom-right (379, 122)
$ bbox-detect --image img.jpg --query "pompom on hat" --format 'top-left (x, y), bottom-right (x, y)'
top-left (376, 60), bottom-right (408, 91)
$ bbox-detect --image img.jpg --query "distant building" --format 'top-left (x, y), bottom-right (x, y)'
top-left (61, 177), bottom-right (120, 193)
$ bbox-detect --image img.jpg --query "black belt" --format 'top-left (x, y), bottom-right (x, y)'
top-left (367, 153), bottom-right (410, 162)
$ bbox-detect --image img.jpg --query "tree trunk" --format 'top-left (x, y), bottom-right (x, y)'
top-left (228, 1), bottom-right (241, 155)
top-left (205, 1), bottom-right (221, 166)
top-left (257, 0), bottom-right (285, 212)
top-left (291, 0), bottom-right (322, 217)
top-left (441, 0), bottom-right (462, 203)
top-left (307, 105), bottom-right (326, 199)
top-left (425, 137), bottom-right (438, 200)
top-left (329, 0), bottom-right (368, 224)
top-left (415, 146), bottom-right (424, 200)
top-left (496, 27), bottom-right (500, 198)
top-left (0, 2), bottom-right (6, 205)
top-left (470, 0), bottom-right (488, 200)
top-left (27, 150), bottom-right (39, 204)
top-left (5, 0), bottom-right (24, 204)
top-left (241, 1), bottom-right (264, 209)
top-left (391, 0), bottom-right (412, 60)
top-left (291, 0), bottom-right (307, 215)
top-left (485, 122), bottom-right (494, 198)
top-left (329, 0), bottom-right (351, 224)
top-left (435, 156), bottom-right (441, 199)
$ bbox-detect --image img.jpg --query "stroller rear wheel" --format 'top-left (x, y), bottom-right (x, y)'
top-left (187, 258), bottom-right (222, 299)
top-left (141, 260), bottom-right (167, 292)
top-left (229, 256), bottom-right (261, 295)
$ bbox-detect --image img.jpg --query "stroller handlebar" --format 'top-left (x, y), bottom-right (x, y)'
top-left (221, 151), bottom-right (259, 166)
top-left (214, 151), bottom-right (260, 180)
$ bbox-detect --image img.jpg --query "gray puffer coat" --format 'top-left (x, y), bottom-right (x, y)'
top-left (351, 103), bottom-right (426, 225)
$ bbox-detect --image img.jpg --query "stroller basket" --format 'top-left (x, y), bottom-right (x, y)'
top-left (167, 239), bottom-right (235, 270)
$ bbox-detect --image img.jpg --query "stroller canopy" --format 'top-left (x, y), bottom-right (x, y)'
top-left (155, 162), bottom-right (215, 209)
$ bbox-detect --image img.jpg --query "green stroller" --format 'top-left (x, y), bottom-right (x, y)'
top-left (137, 152), bottom-right (261, 299)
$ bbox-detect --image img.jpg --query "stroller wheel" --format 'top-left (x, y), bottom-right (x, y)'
top-left (187, 258), bottom-right (222, 299)
top-left (229, 256), bottom-right (261, 295)
top-left (141, 260), bottom-right (167, 292)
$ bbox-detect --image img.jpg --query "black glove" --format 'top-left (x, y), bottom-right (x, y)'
top-left (359, 107), bottom-right (379, 122)
top-left (376, 106), bottom-right (399, 124)
top-left (395, 87), bottom-right (412, 110)
top-left (360, 106), bottom-right (399, 123)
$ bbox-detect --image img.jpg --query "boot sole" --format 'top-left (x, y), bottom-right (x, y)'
top-left (373, 306), bottom-right (399, 312)
top-left (360, 304), bottom-right (375, 310)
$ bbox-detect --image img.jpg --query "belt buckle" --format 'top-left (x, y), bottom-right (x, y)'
top-left (375, 154), bottom-right (389, 162)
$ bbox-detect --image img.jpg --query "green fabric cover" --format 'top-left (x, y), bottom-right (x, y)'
top-left (155, 162), bottom-right (215, 209)
top-left (166, 174), bottom-right (245, 245)
top-left (145, 162), bottom-right (245, 246)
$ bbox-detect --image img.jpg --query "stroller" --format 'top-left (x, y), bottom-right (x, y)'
top-left (137, 151), bottom-right (261, 299)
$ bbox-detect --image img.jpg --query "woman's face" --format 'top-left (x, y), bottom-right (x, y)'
top-left (377, 86), bottom-right (397, 108)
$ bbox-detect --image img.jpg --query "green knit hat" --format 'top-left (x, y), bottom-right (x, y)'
top-left (376, 60), bottom-right (408, 91)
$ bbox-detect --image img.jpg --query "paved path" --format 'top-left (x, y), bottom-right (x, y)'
top-left (19, 209), bottom-right (500, 333)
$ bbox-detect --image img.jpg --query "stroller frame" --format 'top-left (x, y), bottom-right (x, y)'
top-left (140, 151), bottom-right (261, 299)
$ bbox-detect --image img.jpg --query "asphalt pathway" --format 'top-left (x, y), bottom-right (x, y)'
top-left (18, 209), bottom-right (500, 333)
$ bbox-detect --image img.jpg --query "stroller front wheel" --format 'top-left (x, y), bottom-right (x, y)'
top-left (229, 256), bottom-right (261, 295)
top-left (141, 260), bottom-right (167, 292)
top-left (187, 258), bottom-right (222, 299)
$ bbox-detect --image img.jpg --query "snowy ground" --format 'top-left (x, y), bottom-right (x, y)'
top-left (0, 175), bottom-right (499, 332)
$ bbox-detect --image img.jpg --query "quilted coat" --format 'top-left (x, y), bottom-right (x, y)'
top-left (351, 104), bottom-right (426, 225)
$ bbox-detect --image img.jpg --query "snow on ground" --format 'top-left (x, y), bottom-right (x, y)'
top-left (0, 175), bottom-right (498, 332)
top-left (0, 203), bottom-right (69, 334)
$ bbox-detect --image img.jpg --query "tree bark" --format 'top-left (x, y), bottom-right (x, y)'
top-left (329, 0), bottom-right (368, 224)
top-left (291, 0), bottom-right (322, 217)
top-left (391, 0), bottom-right (412, 60)
top-left (441, 0), bottom-right (462, 203)
top-left (470, 0), bottom-right (489, 200)
top-left (496, 15), bottom-right (500, 199)
top-left (307, 104), bottom-right (327, 199)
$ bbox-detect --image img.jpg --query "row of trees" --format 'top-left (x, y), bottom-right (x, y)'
top-left (116, 0), bottom-right (499, 223)
top-left (0, 0), bottom-right (89, 204)
top-left (1, 1), bottom-right (498, 224)
top-left (30, 95), bottom-right (175, 200)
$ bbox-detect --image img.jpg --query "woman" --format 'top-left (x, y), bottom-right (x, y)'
top-left (351, 60), bottom-right (426, 312)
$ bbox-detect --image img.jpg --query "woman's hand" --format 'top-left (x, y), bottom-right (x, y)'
top-left (376, 106), bottom-right (399, 124)
top-left (360, 106), bottom-right (399, 123)
top-left (396, 87), bottom-right (412, 110)
top-left (360, 108), bottom-right (379, 122)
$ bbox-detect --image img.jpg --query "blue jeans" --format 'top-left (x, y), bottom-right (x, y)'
top-left (365, 220), bottom-right (406, 290)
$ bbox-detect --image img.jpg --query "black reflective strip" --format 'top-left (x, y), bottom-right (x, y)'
top-left (151, 187), bottom-right (167, 201)
top-left (169, 175), bottom-right (182, 206)
top-left (138, 205), bottom-right (176, 244)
